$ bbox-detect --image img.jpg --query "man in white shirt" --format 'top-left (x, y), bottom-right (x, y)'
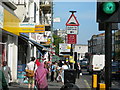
top-left (61, 62), bottom-right (69, 84)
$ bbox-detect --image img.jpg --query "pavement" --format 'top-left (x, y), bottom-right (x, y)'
top-left (9, 75), bottom-right (92, 90)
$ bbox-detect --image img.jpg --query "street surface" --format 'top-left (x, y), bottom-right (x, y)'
top-left (9, 69), bottom-right (120, 89)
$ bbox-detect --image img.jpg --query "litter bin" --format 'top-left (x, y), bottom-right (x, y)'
top-left (64, 69), bottom-right (77, 84)
top-left (60, 83), bottom-right (79, 90)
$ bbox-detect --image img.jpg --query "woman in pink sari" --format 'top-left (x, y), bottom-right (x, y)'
top-left (35, 62), bottom-right (48, 90)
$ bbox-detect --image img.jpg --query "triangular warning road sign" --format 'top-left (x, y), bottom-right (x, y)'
top-left (66, 14), bottom-right (80, 26)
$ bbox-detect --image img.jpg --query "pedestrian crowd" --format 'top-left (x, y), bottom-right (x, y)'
top-left (0, 56), bottom-right (82, 90)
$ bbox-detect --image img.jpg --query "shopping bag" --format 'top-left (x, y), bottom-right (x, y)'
top-left (80, 73), bottom-right (82, 76)
top-left (57, 74), bottom-right (62, 81)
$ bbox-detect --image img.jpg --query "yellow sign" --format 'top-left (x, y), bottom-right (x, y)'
top-left (3, 9), bottom-right (36, 35)
top-left (18, 27), bottom-right (35, 32)
top-left (3, 9), bottom-right (46, 35)
top-left (3, 9), bottom-right (20, 35)
top-left (35, 25), bottom-right (45, 33)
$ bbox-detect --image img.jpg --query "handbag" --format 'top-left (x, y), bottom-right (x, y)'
top-left (26, 69), bottom-right (34, 77)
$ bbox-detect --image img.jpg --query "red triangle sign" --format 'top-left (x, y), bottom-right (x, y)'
top-left (66, 14), bottom-right (80, 26)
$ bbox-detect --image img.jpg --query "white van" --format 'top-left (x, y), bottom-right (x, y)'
top-left (87, 55), bottom-right (105, 74)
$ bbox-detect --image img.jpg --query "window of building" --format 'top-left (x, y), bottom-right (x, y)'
top-left (14, 0), bottom-right (25, 5)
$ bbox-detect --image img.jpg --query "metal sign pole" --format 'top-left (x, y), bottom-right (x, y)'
top-left (70, 44), bottom-right (73, 56)
top-left (105, 23), bottom-right (112, 90)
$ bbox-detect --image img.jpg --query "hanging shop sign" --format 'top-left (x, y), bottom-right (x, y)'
top-left (34, 25), bottom-right (45, 33)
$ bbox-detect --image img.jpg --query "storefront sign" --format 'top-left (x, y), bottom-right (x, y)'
top-left (19, 23), bottom-right (35, 32)
top-left (59, 43), bottom-right (71, 55)
top-left (3, 9), bottom-right (20, 35)
top-left (36, 34), bottom-right (47, 42)
top-left (35, 25), bottom-right (45, 33)
top-left (0, 5), bottom-right (3, 28)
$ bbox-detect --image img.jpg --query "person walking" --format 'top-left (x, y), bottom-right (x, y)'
top-left (2, 61), bottom-right (12, 85)
top-left (58, 60), bottom-right (63, 67)
top-left (50, 62), bottom-right (56, 82)
top-left (44, 61), bottom-right (50, 80)
top-left (25, 57), bottom-right (37, 89)
top-left (34, 62), bottom-right (48, 90)
top-left (55, 63), bottom-right (60, 81)
top-left (61, 61), bottom-right (69, 84)
top-left (0, 63), bottom-right (8, 90)
top-left (76, 62), bottom-right (81, 79)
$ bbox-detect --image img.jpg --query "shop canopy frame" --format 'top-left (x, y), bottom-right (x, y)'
top-left (19, 35), bottom-right (48, 53)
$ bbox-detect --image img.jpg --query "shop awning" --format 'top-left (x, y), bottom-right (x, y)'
top-left (29, 39), bottom-right (45, 50)
top-left (19, 35), bottom-right (48, 51)
top-left (52, 55), bottom-right (60, 62)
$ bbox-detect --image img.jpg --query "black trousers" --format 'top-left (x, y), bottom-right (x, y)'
top-left (51, 71), bottom-right (54, 82)
top-left (76, 70), bottom-right (81, 79)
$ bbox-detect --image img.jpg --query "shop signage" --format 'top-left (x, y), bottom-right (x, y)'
top-left (3, 9), bottom-right (20, 35)
top-left (35, 25), bottom-right (45, 33)
top-left (36, 34), bottom-right (47, 42)
top-left (19, 23), bottom-right (35, 27)
top-left (0, 5), bottom-right (3, 28)
top-left (59, 43), bottom-right (71, 55)
top-left (19, 23), bottom-right (35, 32)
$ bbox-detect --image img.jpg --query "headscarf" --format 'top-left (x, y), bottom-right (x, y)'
top-left (35, 62), bottom-right (48, 89)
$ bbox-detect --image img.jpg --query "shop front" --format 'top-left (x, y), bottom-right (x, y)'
top-left (1, 4), bottom-right (20, 82)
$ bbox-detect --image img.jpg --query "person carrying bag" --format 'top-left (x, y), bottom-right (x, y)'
top-left (25, 57), bottom-right (36, 89)
top-left (26, 64), bottom-right (35, 77)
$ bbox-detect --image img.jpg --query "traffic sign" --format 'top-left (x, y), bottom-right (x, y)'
top-left (66, 26), bottom-right (78, 34)
top-left (67, 34), bottom-right (77, 44)
top-left (66, 14), bottom-right (79, 26)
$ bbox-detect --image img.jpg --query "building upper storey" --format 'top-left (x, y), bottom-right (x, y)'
top-left (1, 0), bottom-right (17, 10)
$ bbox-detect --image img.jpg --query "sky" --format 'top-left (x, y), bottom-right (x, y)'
top-left (53, 2), bottom-right (104, 44)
